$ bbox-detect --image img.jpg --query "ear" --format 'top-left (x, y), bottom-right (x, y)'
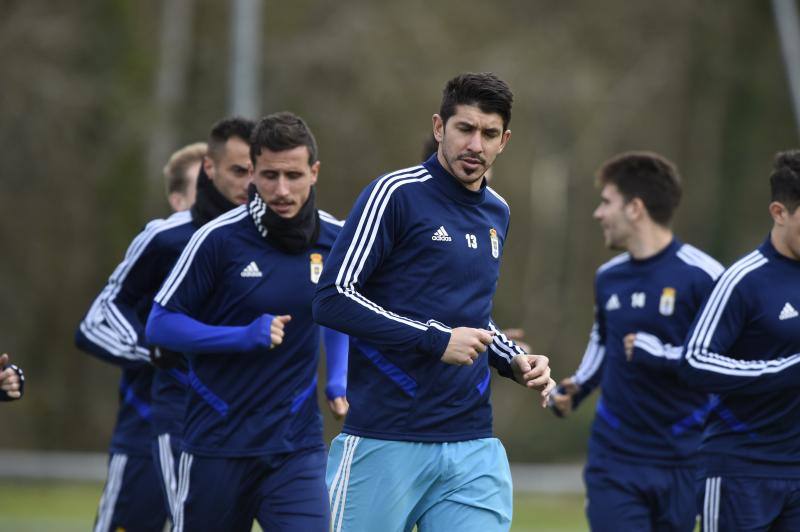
top-left (202, 156), bottom-right (214, 180)
top-left (497, 130), bottom-right (512, 154)
top-left (310, 160), bottom-right (320, 186)
top-left (769, 201), bottom-right (788, 225)
top-left (432, 114), bottom-right (444, 143)
top-left (168, 192), bottom-right (184, 213)
top-left (626, 197), bottom-right (647, 221)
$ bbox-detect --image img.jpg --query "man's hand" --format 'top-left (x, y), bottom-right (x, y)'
top-left (441, 327), bottom-right (493, 366)
top-left (549, 377), bottom-right (580, 417)
top-left (328, 396), bottom-right (349, 420)
top-left (511, 354), bottom-right (555, 406)
top-left (623, 333), bottom-right (636, 361)
top-left (0, 354), bottom-right (21, 399)
top-left (502, 328), bottom-right (531, 354)
top-left (270, 315), bottom-right (292, 348)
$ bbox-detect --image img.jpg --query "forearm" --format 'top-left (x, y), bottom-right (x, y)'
top-left (146, 303), bottom-right (272, 354)
top-left (322, 327), bottom-right (348, 400)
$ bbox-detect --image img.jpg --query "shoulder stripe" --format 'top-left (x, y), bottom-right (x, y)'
top-left (319, 209), bottom-right (345, 227)
top-left (330, 167), bottom-right (437, 332)
top-left (597, 253), bottom-right (630, 274)
top-left (154, 207), bottom-right (248, 306)
top-left (685, 251), bottom-right (769, 374)
top-left (677, 244), bottom-right (724, 280)
top-left (80, 214), bottom-right (193, 361)
top-left (486, 186), bottom-right (510, 212)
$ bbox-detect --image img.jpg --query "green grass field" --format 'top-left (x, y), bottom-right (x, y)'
top-left (0, 480), bottom-right (587, 531)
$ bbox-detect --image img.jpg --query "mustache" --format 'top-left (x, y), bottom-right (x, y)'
top-left (458, 152), bottom-right (486, 164)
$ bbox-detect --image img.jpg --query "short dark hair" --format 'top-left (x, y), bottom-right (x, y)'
top-left (207, 116), bottom-right (256, 161)
top-left (439, 72), bottom-right (513, 131)
top-left (770, 150), bottom-right (800, 213)
top-left (597, 151), bottom-right (682, 226)
top-left (250, 111), bottom-right (318, 166)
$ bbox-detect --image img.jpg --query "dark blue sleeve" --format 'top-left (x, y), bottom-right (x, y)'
top-left (75, 222), bottom-right (166, 367)
top-left (146, 303), bottom-right (274, 354)
top-left (322, 327), bottom-right (348, 400)
top-left (312, 179), bottom-right (451, 357)
top-left (679, 268), bottom-right (800, 394)
top-left (487, 319), bottom-right (525, 380)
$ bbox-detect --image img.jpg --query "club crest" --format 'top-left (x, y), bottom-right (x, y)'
top-left (310, 253), bottom-right (323, 284)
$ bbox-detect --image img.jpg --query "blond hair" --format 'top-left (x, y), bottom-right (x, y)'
top-left (163, 142), bottom-right (207, 195)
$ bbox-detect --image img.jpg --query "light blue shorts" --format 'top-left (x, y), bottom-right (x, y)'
top-left (326, 433), bottom-right (513, 532)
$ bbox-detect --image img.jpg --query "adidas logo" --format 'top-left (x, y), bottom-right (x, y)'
top-left (779, 302), bottom-right (798, 321)
top-left (240, 261), bottom-right (262, 278)
top-left (431, 226), bottom-right (452, 242)
top-left (605, 294), bottom-right (621, 311)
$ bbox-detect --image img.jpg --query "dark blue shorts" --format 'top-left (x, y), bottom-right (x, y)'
top-left (584, 452), bottom-right (697, 532)
top-left (93, 453), bottom-right (168, 532)
top-left (697, 476), bottom-right (800, 532)
top-left (173, 445), bottom-right (329, 532)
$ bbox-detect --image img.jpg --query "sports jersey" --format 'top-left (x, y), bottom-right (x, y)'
top-left (313, 153), bottom-right (525, 443)
top-left (570, 238), bottom-right (723, 464)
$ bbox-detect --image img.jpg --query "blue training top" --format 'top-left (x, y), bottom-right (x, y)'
top-left (147, 201), bottom-right (346, 457)
top-left (570, 238), bottom-right (723, 465)
top-left (679, 236), bottom-right (800, 478)
top-left (76, 210), bottom-right (196, 456)
top-left (313, 154), bottom-right (526, 443)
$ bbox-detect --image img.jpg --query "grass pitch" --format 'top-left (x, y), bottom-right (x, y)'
top-left (0, 480), bottom-right (588, 531)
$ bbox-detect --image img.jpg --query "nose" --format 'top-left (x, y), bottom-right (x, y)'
top-left (593, 205), bottom-right (603, 220)
top-left (274, 176), bottom-right (290, 196)
top-left (467, 131), bottom-right (483, 154)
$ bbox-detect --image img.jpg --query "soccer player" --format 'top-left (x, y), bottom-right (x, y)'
top-left (549, 152), bottom-right (723, 531)
top-left (313, 72), bottom-right (553, 532)
top-left (679, 150), bottom-right (800, 531)
top-left (0, 353), bottom-right (24, 401)
top-left (163, 141), bottom-right (206, 212)
top-left (146, 111), bottom-right (348, 531)
top-left (75, 120), bottom-right (255, 532)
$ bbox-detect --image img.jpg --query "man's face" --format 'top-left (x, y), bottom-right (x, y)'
top-left (773, 201), bottom-right (800, 261)
top-left (433, 104), bottom-right (510, 190)
top-left (253, 146), bottom-right (318, 219)
top-left (205, 137), bottom-right (252, 205)
top-left (594, 183), bottom-right (634, 250)
top-left (167, 160), bottom-right (200, 213)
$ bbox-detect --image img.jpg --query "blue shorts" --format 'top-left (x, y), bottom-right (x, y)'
top-left (698, 476), bottom-right (800, 532)
top-left (173, 445), bottom-right (329, 532)
top-left (93, 453), bottom-right (168, 532)
top-left (151, 433), bottom-right (181, 524)
top-left (326, 433), bottom-right (512, 532)
top-left (584, 452), bottom-right (697, 532)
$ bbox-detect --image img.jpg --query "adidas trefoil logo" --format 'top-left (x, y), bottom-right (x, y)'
top-left (779, 302), bottom-right (798, 321)
top-left (240, 261), bottom-right (262, 278)
top-left (431, 226), bottom-right (452, 242)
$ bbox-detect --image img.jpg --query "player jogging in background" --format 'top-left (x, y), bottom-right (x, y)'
top-left (75, 120), bottom-right (253, 532)
top-left (146, 112), bottom-right (348, 532)
top-left (679, 150), bottom-right (800, 531)
top-left (163, 141), bottom-right (205, 212)
top-left (313, 72), bottom-right (554, 532)
top-left (550, 152), bottom-right (723, 531)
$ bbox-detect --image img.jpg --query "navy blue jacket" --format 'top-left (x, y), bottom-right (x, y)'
top-left (148, 203), bottom-right (346, 457)
top-left (570, 239), bottom-right (723, 465)
top-left (313, 155), bottom-right (525, 443)
top-left (76, 211), bottom-right (195, 455)
top-left (679, 237), bottom-right (800, 478)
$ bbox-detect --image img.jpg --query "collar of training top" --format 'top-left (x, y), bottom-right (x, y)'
top-left (247, 184), bottom-right (320, 254)
top-left (423, 153), bottom-right (487, 206)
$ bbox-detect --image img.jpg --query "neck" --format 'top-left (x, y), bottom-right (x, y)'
top-left (627, 223), bottom-right (673, 260)
top-left (771, 225), bottom-right (799, 261)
